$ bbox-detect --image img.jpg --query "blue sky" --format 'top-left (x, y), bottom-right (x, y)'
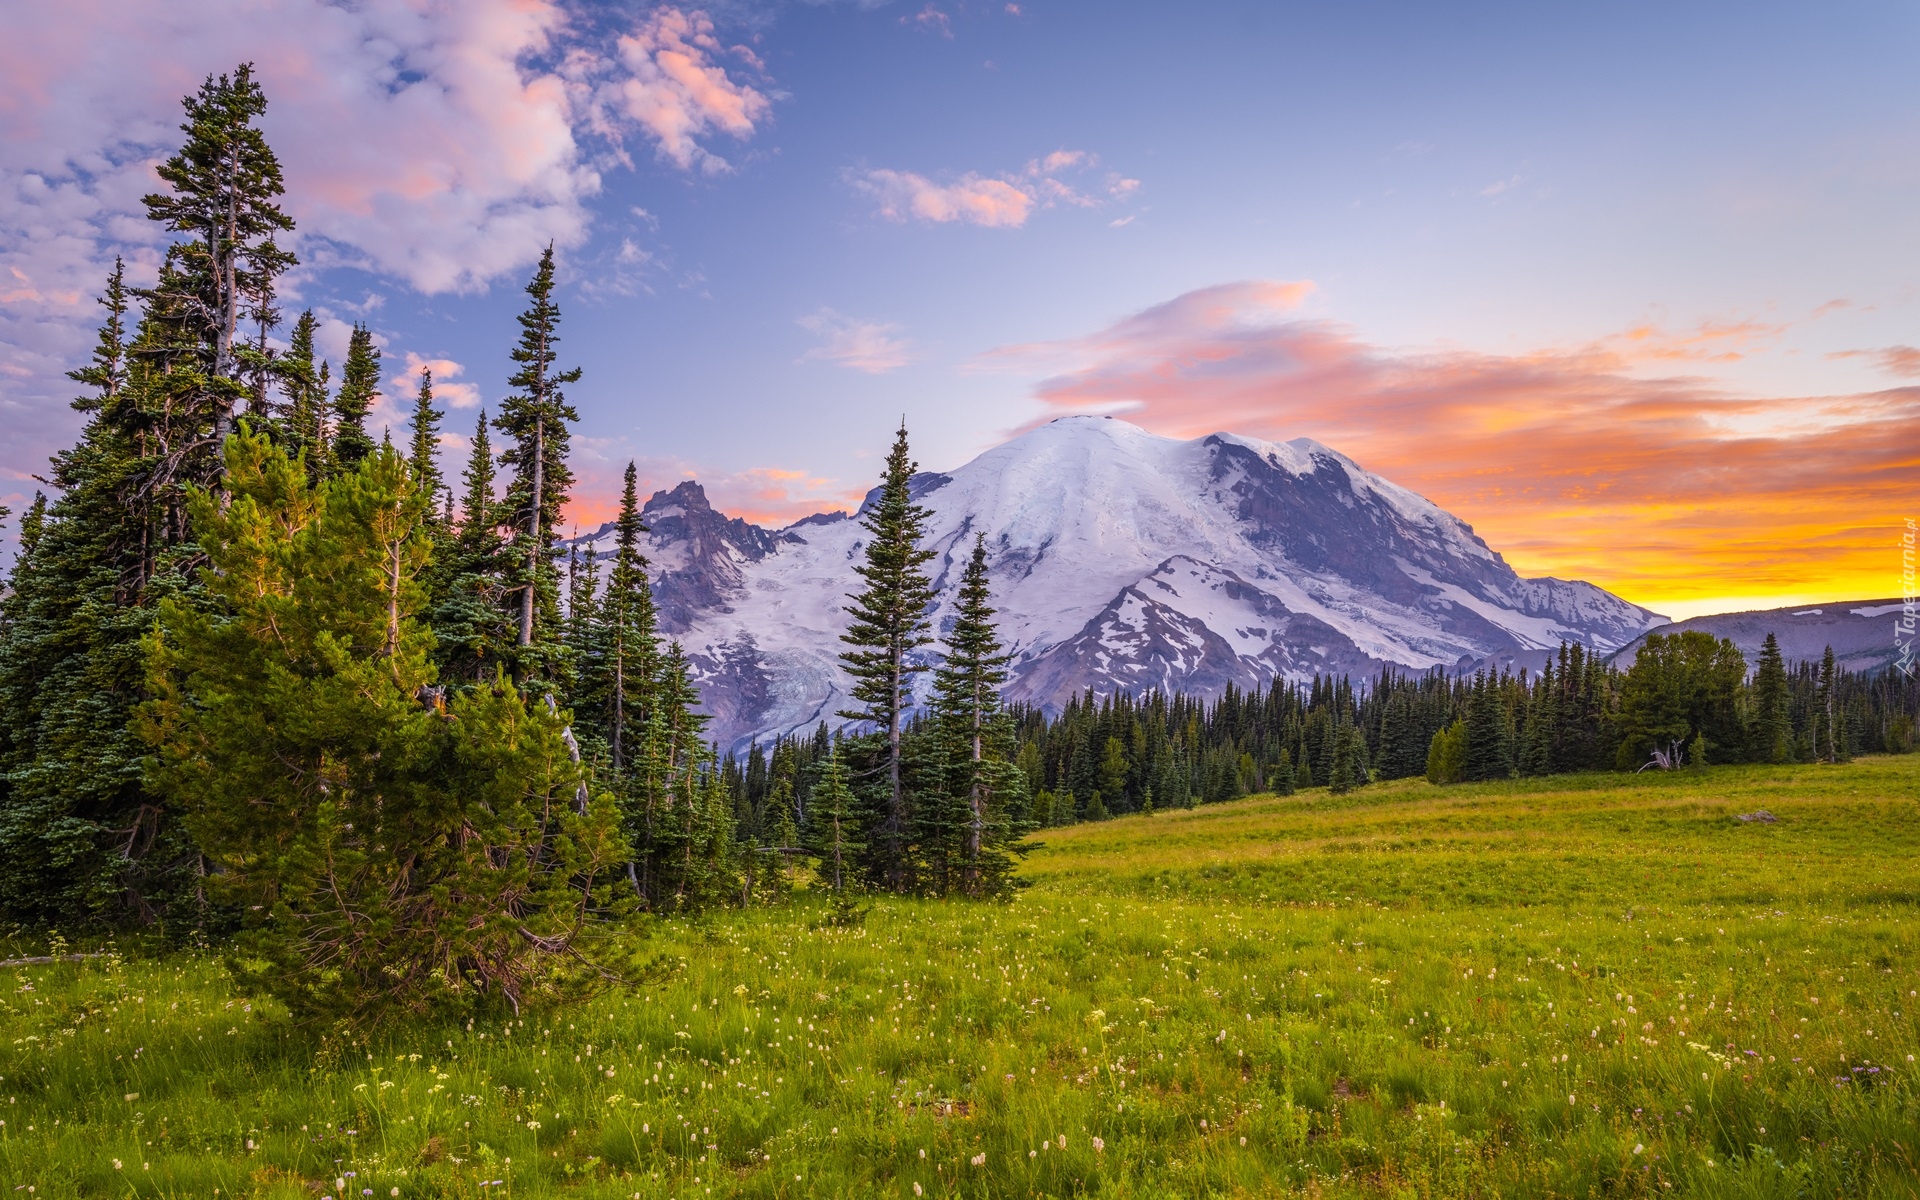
top-left (2, 0), bottom-right (1916, 614)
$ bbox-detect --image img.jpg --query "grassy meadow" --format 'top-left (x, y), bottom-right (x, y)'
top-left (3, 757), bottom-right (1917, 1198)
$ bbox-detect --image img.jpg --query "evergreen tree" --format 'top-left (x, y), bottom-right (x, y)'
top-left (141, 63), bottom-right (297, 452)
top-left (1815, 645), bottom-right (1845, 763)
top-left (1462, 672), bottom-right (1512, 781)
top-left (494, 246), bottom-right (581, 689)
top-left (407, 367), bottom-right (446, 504)
top-left (1426, 719), bottom-right (1467, 784)
top-left (806, 746), bottom-right (860, 893)
top-left (837, 422), bottom-right (937, 892)
top-left (280, 309), bottom-right (325, 460)
top-left (1750, 632), bottom-right (1792, 763)
top-left (329, 323), bottom-right (381, 474)
top-left (140, 432), bottom-right (635, 1024)
top-left (581, 464), bottom-right (658, 774)
top-left (0, 72), bottom-right (301, 926)
top-left (431, 411), bottom-right (515, 682)
top-left (922, 534), bottom-right (1027, 896)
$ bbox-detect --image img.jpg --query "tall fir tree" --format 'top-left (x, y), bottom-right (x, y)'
top-left (581, 463), bottom-right (658, 774)
top-left (406, 368), bottom-right (446, 505)
top-left (329, 323), bottom-right (381, 475)
top-left (922, 534), bottom-right (1026, 897)
top-left (430, 411), bottom-right (515, 682)
top-left (141, 63), bottom-right (296, 454)
top-left (280, 309), bottom-right (326, 462)
top-left (1751, 632), bottom-right (1792, 763)
top-left (493, 246), bottom-right (581, 690)
top-left (1462, 671), bottom-right (1513, 781)
top-left (837, 422), bottom-right (937, 893)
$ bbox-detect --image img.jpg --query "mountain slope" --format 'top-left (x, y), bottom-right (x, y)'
top-left (573, 416), bottom-right (1665, 748)
top-left (1608, 599), bottom-right (1908, 675)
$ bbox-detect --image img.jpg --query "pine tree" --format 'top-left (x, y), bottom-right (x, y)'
top-left (141, 63), bottom-right (296, 453)
top-left (837, 422), bottom-right (937, 893)
top-left (1750, 632), bottom-right (1791, 763)
top-left (329, 323), bottom-right (381, 474)
top-left (140, 431), bottom-right (635, 1024)
top-left (494, 246), bottom-right (581, 690)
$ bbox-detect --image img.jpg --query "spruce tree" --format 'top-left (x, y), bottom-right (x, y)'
top-left (329, 323), bottom-right (381, 474)
top-left (140, 431), bottom-right (635, 1024)
top-left (493, 246), bottom-right (581, 689)
top-left (1462, 672), bottom-right (1513, 781)
top-left (837, 422), bottom-right (936, 893)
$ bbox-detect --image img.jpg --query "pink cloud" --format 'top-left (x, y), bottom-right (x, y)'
top-left (995, 282), bottom-right (1920, 606)
top-left (589, 8), bottom-right (773, 175)
top-left (855, 169), bottom-right (1034, 227)
top-left (797, 309), bottom-right (913, 374)
top-left (850, 149), bottom-right (1138, 229)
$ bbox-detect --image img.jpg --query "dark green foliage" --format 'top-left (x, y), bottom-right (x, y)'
top-left (430, 411), bottom-right (515, 683)
top-left (1426, 719), bottom-right (1467, 784)
top-left (142, 63), bottom-right (296, 450)
top-left (1750, 632), bottom-right (1792, 763)
top-left (493, 246), bottom-right (581, 690)
top-left (1614, 630), bottom-right (1747, 769)
top-left (0, 62), bottom-right (301, 928)
top-left (916, 535), bottom-right (1027, 898)
top-left (406, 367), bottom-right (446, 506)
top-left (579, 463), bottom-right (658, 774)
top-left (1462, 672), bottom-right (1513, 781)
top-left (140, 432), bottom-right (635, 1025)
top-left (328, 323), bottom-right (380, 474)
top-left (279, 309), bottom-right (327, 464)
top-left (837, 423), bottom-right (937, 893)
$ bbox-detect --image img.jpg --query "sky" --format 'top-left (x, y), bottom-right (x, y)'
top-left (2, 0), bottom-right (1916, 621)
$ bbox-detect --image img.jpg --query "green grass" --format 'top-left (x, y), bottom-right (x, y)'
top-left (4, 758), bottom-right (1918, 1198)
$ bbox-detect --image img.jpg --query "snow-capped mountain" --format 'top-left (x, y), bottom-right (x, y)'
top-left (570, 416), bottom-right (1665, 749)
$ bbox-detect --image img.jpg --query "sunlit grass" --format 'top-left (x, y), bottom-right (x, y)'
top-left (3, 757), bottom-right (1916, 1197)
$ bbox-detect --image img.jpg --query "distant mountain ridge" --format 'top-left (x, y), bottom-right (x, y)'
top-left (1609, 600), bottom-right (1909, 675)
top-left (570, 416), bottom-right (1667, 749)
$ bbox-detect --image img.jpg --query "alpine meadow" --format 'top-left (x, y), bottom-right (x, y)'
top-left (2, 28), bottom-right (1919, 1200)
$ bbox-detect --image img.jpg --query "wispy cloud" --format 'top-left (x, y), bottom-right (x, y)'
top-left (1830, 344), bottom-right (1920, 378)
top-left (850, 150), bottom-right (1139, 229)
top-left (798, 308), bottom-right (913, 374)
top-left (993, 282), bottom-right (1917, 608)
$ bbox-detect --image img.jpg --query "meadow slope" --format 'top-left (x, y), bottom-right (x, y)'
top-left (3, 758), bottom-right (1916, 1198)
